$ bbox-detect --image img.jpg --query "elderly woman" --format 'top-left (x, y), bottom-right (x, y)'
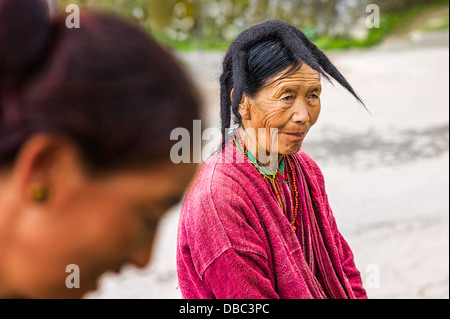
top-left (177, 20), bottom-right (367, 299)
top-left (0, 0), bottom-right (200, 298)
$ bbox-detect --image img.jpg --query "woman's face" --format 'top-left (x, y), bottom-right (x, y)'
top-left (239, 62), bottom-right (321, 158)
top-left (0, 136), bottom-right (196, 298)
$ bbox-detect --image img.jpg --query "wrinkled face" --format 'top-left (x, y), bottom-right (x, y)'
top-left (239, 62), bottom-right (321, 158)
top-left (1, 138), bottom-right (196, 298)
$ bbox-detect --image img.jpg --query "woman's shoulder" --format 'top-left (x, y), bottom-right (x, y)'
top-left (183, 158), bottom-right (251, 209)
top-left (292, 150), bottom-right (327, 190)
top-left (185, 144), bottom-right (257, 198)
top-left (291, 149), bottom-right (321, 174)
top-left (294, 149), bottom-right (320, 169)
top-left (291, 150), bottom-right (330, 206)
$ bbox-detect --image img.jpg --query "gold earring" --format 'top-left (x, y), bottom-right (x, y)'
top-left (31, 184), bottom-right (48, 203)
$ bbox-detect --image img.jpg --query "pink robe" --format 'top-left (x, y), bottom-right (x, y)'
top-left (177, 140), bottom-right (367, 299)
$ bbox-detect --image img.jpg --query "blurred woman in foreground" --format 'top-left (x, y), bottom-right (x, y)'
top-left (0, 0), bottom-right (200, 298)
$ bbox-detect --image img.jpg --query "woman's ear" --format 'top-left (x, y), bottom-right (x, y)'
top-left (238, 95), bottom-right (251, 121)
top-left (231, 89), bottom-right (251, 121)
top-left (11, 134), bottom-right (85, 207)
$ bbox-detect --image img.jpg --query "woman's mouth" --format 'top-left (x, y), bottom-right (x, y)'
top-left (283, 132), bottom-right (306, 141)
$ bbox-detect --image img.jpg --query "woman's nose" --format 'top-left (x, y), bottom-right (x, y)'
top-left (292, 99), bottom-right (310, 123)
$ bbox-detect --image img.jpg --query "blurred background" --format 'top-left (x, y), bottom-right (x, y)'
top-left (56, 0), bottom-right (449, 51)
top-left (49, 0), bottom-right (448, 298)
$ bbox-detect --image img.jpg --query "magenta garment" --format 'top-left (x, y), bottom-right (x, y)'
top-left (177, 140), bottom-right (367, 299)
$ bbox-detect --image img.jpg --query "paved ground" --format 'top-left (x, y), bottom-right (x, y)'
top-left (86, 30), bottom-right (449, 299)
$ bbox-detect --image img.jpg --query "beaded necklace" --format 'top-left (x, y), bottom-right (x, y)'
top-left (234, 130), bottom-right (299, 231)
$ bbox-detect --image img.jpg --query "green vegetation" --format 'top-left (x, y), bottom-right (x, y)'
top-left (58, 0), bottom-right (449, 52)
top-left (155, 0), bottom-right (449, 51)
top-left (312, 0), bottom-right (449, 51)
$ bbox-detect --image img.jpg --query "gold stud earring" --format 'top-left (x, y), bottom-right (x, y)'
top-left (31, 184), bottom-right (48, 203)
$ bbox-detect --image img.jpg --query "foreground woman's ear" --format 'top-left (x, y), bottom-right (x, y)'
top-left (11, 134), bottom-right (85, 208)
top-left (30, 182), bottom-right (49, 203)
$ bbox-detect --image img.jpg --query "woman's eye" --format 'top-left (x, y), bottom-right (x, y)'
top-left (282, 95), bottom-right (294, 101)
top-left (309, 93), bottom-right (319, 100)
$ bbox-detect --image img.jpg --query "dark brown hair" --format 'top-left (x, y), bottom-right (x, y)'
top-left (0, 0), bottom-right (201, 172)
